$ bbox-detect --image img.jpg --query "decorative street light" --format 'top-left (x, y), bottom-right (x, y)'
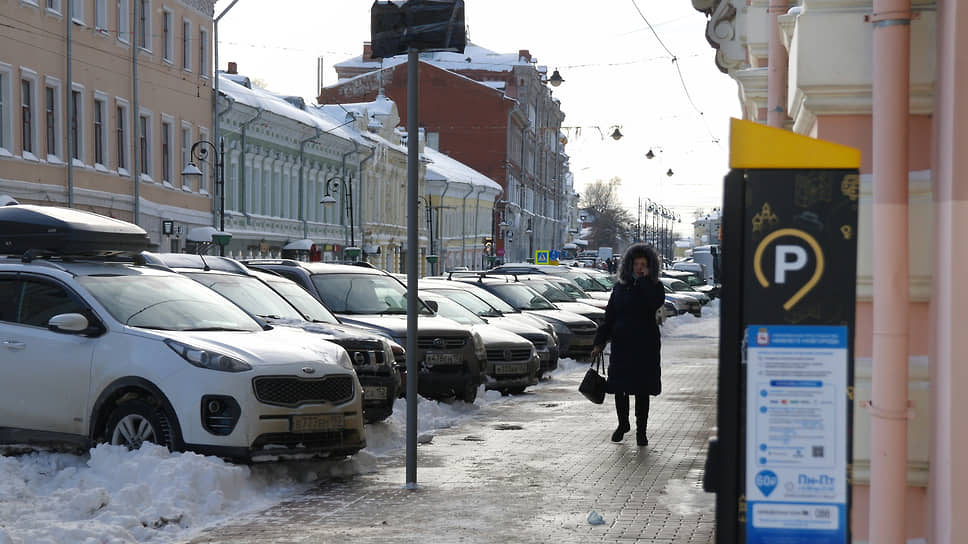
top-left (320, 175), bottom-right (356, 251)
top-left (610, 127), bottom-right (624, 141)
top-left (645, 149), bottom-right (655, 160)
top-left (548, 68), bottom-right (565, 87)
top-left (182, 137), bottom-right (227, 256)
top-left (667, 168), bottom-right (675, 177)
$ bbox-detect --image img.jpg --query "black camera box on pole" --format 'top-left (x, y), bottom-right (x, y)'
top-left (0, 205), bottom-right (151, 255)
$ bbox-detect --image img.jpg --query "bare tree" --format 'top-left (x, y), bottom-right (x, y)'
top-left (581, 177), bottom-right (633, 249)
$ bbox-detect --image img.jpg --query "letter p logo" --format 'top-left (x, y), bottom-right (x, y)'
top-left (775, 245), bottom-right (808, 284)
top-left (754, 228), bottom-right (825, 311)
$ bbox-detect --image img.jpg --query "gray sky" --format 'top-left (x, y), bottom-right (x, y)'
top-left (214, 0), bottom-right (741, 236)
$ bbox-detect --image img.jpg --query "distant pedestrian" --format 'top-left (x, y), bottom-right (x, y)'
top-left (591, 244), bottom-right (664, 446)
top-left (608, 258), bottom-right (617, 274)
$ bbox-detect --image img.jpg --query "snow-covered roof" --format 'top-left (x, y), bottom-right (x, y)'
top-left (423, 147), bottom-right (501, 192)
top-left (335, 42), bottom-right (540, 74)
top-left (218, 74), bottom-right (364, 143)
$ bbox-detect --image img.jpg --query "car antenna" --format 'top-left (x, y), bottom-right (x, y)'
top-left (196, 244), bottom-right (212, 271)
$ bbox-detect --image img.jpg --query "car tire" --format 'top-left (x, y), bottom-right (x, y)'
top-left (105, 399), bottom-right (178, 451)
top-left (506, 386), bottom-right (527, 395)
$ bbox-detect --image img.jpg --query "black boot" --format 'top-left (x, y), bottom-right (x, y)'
top-left (635, 394), bottom-right (650, 446)
top-left (612, 394), bottom-right (631, 442)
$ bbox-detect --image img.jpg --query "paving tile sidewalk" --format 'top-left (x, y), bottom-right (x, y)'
top-left (191, 331), bottom-right (718, 544)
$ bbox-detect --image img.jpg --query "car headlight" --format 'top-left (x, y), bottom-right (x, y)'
top-left (164, 339), bottom-right (252, 373)
top-left (471, 331), bottom-right (487, 360)
top-left (530, 345), bottom-right (538, 360)
top-left (336, 350), bottom-right (355, 371)
top-left (382, 339), bottom-right (396, 367)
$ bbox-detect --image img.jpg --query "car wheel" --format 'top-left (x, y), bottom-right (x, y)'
top-left (506, 386), bottom-right (527, 395)
top-left (105, 400), bottom-right (176, 451)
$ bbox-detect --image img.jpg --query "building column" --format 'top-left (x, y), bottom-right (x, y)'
top-left (930, 0), bottom-right (968, 541)
top-left (767, 0), bottom-right (790, 128)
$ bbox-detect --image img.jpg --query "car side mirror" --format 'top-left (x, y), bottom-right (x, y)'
top-left (48, 313), bottom-right (91, 334)
top-left (424, 300), bottom-right (439, 313)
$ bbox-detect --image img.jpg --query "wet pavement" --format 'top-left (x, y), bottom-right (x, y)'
top-left (191, 317), bottom-right (718, 544)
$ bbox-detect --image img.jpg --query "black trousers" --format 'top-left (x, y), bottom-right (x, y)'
top-left (614, 393), bottom-right (650, 429)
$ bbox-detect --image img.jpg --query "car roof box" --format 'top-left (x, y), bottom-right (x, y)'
top-left (0, 205), bottom-right (151, 255)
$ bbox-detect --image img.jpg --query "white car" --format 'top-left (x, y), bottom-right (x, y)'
top-left (0, 207), bottom-right (365, 462)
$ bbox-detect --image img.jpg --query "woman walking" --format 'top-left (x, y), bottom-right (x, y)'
top-left (591, 244), bottom-right (665, 446)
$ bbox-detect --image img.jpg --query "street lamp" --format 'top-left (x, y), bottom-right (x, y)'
top-left (320, 175), bottom-right (356, 251)
top-left (182, 137), bottom-right (227, 255)
top-left (645, 149), bottom-right (655, 160)
top-left (548, 68), bottom-right (565, 87)
top-left (610, 127), bottom-right (624, 141)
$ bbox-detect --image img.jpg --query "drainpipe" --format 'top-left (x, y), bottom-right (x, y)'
top-left (435, 178), bottom-right (452, 274)
top-left (299, 126), bottom-right (323, 239)
top-left (459, 183), bottom-right (475, 267)
top-left (238, 107), bottom-right (263, 220)
top-left (767, 0), bottom-right (789, 128)
top-left (131, 1), bottom-right (140, 225)
top-left (358, 145), bottom-right (376, 261)
top-left (869, 0), bottom-right (912, 542)
top-left (215, 95), bottom-right (234, 228)
top-left (66, 0), bottom-right (73, 207)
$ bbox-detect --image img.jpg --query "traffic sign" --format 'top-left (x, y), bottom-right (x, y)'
top-left (550, 249), bottom-right (560, 261)
top-left (496, 248), bottom-right (505, 257)
top-left (535, 250), bottom-right (550, 265)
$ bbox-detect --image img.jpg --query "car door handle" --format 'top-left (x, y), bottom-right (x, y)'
top-left (2, 340), bottom-right (25, 351)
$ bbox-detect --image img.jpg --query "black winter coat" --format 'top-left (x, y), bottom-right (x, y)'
top-left (592, 277), bottom-right (665, 396)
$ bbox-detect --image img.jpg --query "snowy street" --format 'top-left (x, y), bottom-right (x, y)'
top-left (0, 308), bottom-right (719, 544)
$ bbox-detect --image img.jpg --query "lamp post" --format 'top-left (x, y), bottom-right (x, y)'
top-left (182, 137), bottom-right (227, 255)
top-left (320, 175), bottom-right (356, 256)
top-left (416, 195), bottom-right (435, 274)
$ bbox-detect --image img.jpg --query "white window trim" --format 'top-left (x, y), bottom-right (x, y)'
top-left (137, 0), bottom-right (151, 53)
top-left (19, 67), bottom-right (39, 162)
top-left (160, 112), bottom-right (174, 187)
top-left (20, 0), bottom-right (40, 9)
top-left (199, 27), bottom-right (209, 79)
top-left (116, 0), bottom-right (130, 44)
top-left (137, 107), bottom-right (152, 181)
top-left (93, 90), bottom-right (110, 172)
top-left (114, 96), bottom-right (130, 176)
top-left (181, 18), bottom-right (192, 72)
top-left (43, 76), bottom-right (62, 163)
top-left (94, 0), bottom-right (108, 34)
top-left (180, 120), bottom-right (192, 191)
top-left (45, 0), bottom-right (62, 17)
top-left (198, 126), bottom-right (209, 194)
top-left (69, 82), bottom-right (86, 166)
top-left (161, 7), bottom-right (174, 63)
top-left (0, 62), bottom-right (13, 157)
top-left (70, 0), bottom-right (85, 26)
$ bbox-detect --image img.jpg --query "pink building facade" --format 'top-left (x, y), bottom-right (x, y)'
top-left (691, 0), bottom-right (967, 541)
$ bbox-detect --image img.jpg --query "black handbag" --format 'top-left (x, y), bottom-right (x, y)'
top-left (578, 353), bottom-right (607, 404)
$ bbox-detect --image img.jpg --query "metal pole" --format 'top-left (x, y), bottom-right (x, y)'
top-left (132, 0), bottom-right (140, 225)
top-left (347, 176), bottom-right (355, 247)
top-left (218, 137), bottom-right (225, 255)
top-left (213, 0), bottom-right (240, 162)
top-left (405, 48), bottom-right (419, 489)
top-left (66, 0), bottom-right (73, 207)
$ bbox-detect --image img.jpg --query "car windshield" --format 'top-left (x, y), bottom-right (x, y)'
top-left (551, 280), bottom-right (589, 299)
top-left (259, 277), bottom-right (340, 324)
top-left (427, 288), bottom-right (503, 317)
top-left (488, 284), bottom-right (556, 311)
top-left (311, 273), bottom-right (432, 315)
top-left (421, 293), bottom-right (485, 326)
top-left (455, 284), bottom-right (519, 313)
top-left (589, 273), bottom-right (616, 289)
top-left (183, 272), bottom-right (305, 321)
top-left (667, 279), bottom-right (694, 292)
top-left (78, 274), bottom-right (261, 331)
top-left (685, 275), bottom-right (705, 287)
top-left (569, 273), bottom-right (608, 292)
top-left (524, 280), bottom-right (575, 302)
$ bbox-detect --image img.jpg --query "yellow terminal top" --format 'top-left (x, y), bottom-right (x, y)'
top-left (729, 118), bottom-right (861, 170)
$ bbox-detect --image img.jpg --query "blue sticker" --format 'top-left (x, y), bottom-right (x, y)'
top-left (755, 470), bottom-right (778, 497)
top-left (760, 389), bottom-right (768, 397)
top-left (760, 406), bottom-right (768, 413)
top-left (760, 444), bottom-right (768, 451)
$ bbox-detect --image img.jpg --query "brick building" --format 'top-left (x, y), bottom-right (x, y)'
top-left (319, 43), bottom-right (571, 263)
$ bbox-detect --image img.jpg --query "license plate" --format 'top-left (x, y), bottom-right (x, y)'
top-left (495, 363), bottom-right (527, 375)
top-left (291, 414), bottom-right (343, 433)
top-left (425, 351), bottom-right (461, 365)
top-left (364, 386), bottom-right (388, 400)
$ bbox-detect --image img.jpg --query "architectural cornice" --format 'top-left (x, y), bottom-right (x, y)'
top-left (692, 0), bottom-right (749, 74)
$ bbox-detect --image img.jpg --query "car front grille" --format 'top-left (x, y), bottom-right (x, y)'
top-left (416, 336), bottom-right (466, 349)
top-left (253, 375), bottom-right (355, 407)
top-left (251, 430), bottom-right (360, 451)
top-left (486, 348), bottom-right (533, 362)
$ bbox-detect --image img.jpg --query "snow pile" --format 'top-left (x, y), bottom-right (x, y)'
top-left (0, 444), bottom-right (350, 544)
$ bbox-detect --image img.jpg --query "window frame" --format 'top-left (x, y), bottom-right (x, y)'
top-left (180, 121), bottom-right (192, 191)
top-left (137, 108), bottom-right (152, 180)
top-left (0, 63), bottom-right (14, 157)
top-left (94, 0), bottom-right (107, 33)
top-left (137, 0), bottom-right (151, 52)
top-left (70, 0), bottom-right (84, 25)
top-left (199, 26), bottom-right (209, 79)
top-left (19, 69), bottom-right (38, 161)
top-left (181, 18), bottom-right (192, 72)
top-left (43, 76), bottom-right (62, 162)
top-left (46, 0), bottom-right (62, 16)
top-left (114, 97), bottom-right (129, 174)
top-left (116, 0), bottom-right (130, 44)
top-left (93, 91), bottom-right (109, 170)
top-left (69, 83), bottom-right (85, 165)
top-left (197, 126), bottom-right (209, 193)
top-left (160, 7), bottom-right (174, 63)
top-left (160, 114), bottom-right (174, 186)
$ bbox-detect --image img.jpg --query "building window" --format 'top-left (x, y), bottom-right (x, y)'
top-left (71, 0), bottom-right (83, 24)
top-left (93, 96), bottom-right (106, 166)
top-left (199, 27), bottom-right (209, 78)
top-left (47, 0), bottom-right (61, 14)
top-left (162, 9), bottom-right (173, 62)
top-left (44, 83), bottom-right (60, 159)
top-left (181, 20), bottom-right (192, 71)
top-left (180, 123), bottom-right (191, 190)
top-left (115, 101), bottom-right (128, 171)
top-left (160, 118), bottom-right (172, 184)
top-left (117, 0), bottom-right (129, 43)
top-left (21, 78), bottom-right (35, 156)
top-left (94, 0), bottom-right (106, 31)
top-left (137, 0), bottom-right (150, 51)
top-left (198, 127), bottom-right (209, 192)
top-left (0, 66), bottom-right (10, 154)
top-left (138, 112), bottom-right (151, 177)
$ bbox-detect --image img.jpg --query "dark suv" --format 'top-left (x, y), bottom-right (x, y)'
top-left (243, 260), bottom-right (486, 402)
top-left (141, 253), bottom-right (401, 422)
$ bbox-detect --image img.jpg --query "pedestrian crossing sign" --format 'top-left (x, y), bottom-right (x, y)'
top-left (535, 250), bottom-right (550, 265)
